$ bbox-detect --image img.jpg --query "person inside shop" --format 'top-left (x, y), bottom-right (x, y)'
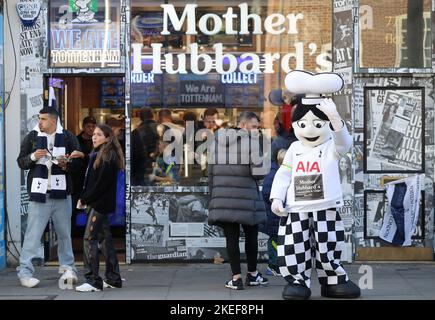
top-left (72, 116), bottom-right (97, 229)
top-left (198, 108), bottom-right (222, 180)
top-left (199, 108), bottom-right (222, 132)
top-left (106, 116), bottom-right (125, 154)
top-left (183, 111), bottom-right (198, 128)
top-left (75, 124), bottom-right (124, 292)
top-left (131, 107), bottom-right (158, 185)
top-left (149, 137), bottom-right (180, 185)
top-left (271, 100), bottom-right (299, 163)
top-left (182, 110), bottom-right (200, 147)
top-left (207, 111), bottom-right (268, 291)
top-left (158, 108), bottom-right (184, 134)
top-left (16, 103), bottom-right (82, 288)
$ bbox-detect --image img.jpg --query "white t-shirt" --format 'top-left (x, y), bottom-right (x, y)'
top-left (270, 125), bottom-right (352, 213)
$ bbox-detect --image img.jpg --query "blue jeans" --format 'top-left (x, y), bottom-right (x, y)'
top-left (17, 196), bottom-right (76, 278)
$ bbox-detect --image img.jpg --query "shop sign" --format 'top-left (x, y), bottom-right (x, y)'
top-left (180, 75), bottom-right (224, 107)
top-left (131, 73), bottom-right (155, 84)
top-left (49, 0), bottom-right (121, 68)
top-left (221, 72), bottom-right (257, 84)
top-left (132, 2), bottom-right (331, 75)
top-left (16, 0), bottom-right (42, 26)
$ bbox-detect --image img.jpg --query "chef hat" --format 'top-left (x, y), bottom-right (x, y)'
top-left (284, 70), bottom-right (343, 105)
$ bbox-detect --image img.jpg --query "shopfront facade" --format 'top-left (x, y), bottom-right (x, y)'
top-left (3, 0), bottom-right (435, 266)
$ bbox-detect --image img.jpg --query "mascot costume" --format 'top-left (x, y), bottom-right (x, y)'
top-left (270, 70), bottom-right (361, 300)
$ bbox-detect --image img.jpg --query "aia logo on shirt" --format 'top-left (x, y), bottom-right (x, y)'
top-left (295, 161), bottom-right (320, 173)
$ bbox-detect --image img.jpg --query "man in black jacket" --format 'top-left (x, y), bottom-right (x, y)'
top-left (72, 116), bottom-right (96, 233)
top-left (208, 111), bottom-right (268, 291)
top-left (16, 105), bottom-right (82, 288)
top-left (131, 107), bottom-right (158, 185)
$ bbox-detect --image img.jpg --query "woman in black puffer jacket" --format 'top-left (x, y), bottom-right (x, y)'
top-left (207, 111), bottom-right (267, 291)
top-left (75, 124), bottom-right (124, 292)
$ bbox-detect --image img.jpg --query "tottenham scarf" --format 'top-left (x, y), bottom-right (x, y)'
top-left (30, 120), bottom-right (67, 202)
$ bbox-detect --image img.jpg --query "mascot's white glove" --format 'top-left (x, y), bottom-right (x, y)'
top-left (316, 98), bottom-right (343, 131)
top-left (271, 199), bottom-right (288, 217)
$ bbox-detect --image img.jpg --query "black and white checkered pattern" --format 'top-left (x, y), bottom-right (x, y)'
top-left (277, 209), bottom-right (349, 288)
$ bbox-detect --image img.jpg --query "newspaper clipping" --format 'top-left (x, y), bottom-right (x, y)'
top-left (132, 239), bottom-right (188, 261)
top-left (365, 89), bottom-right (423, 172)
top-left (131, 190), bottom-right (271, 261)
top-left (365, 192), bottom-right (386, 238)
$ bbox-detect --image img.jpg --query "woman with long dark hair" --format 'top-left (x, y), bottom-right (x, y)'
top-left (75, 124), bottom-right (125, 292)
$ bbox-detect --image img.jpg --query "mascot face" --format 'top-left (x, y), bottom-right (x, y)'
top-left (293, 110), bottom-right (331, 148)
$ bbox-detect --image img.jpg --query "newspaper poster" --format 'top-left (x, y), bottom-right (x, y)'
top-left (20, 16), bottom-right (45, 62)
top-left (333, 8), bottom-right (353, 70)
top-left (170, 222), bottom-right (204, 237)
top-left (366, 89), bottom-right (423, 171)
top-left (187, 247), bottom-right (228, 260)
top-left (132, 239), bottom-right (188, 261)
top-left (380, 175), bottom-right (423, 246)
top-left (131, 223), bottom-right (164, 246)
top-left (364, 192), bottom-right (386, 238)
top-left (334, 95), bottom-right (352, 123)
top-left (186, 238), bottom-right (226, 248)
top-left (203, 224), bottom-right (225, 238)
top-left (169, 194), bottom-right (209, 223)
top-left (353, 195), bottom-right (364, 234)
top-left (131, 193), bottom-right (169, 225)
top-left (353, 83), bottom-right (364, 128)
top-left (338, 197), bottom-right (354, 232)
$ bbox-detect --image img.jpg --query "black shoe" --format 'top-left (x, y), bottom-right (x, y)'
top-left (321, 281), bottom-right (361, 299)
top-left (282, 283), bottom-right (311, 300)
top-left (103, 279), bottom-right (122, 289)
top-left (246, 272), bottom-right (268, 286)
top-left (225, 278), bottom-right (244, 290)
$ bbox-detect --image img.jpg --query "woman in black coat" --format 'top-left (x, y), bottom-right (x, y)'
top-left (75, 124), bottom-right (125, 292)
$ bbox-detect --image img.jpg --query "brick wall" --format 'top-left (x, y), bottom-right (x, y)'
top-left (359, 0), bottom-right (430, 68)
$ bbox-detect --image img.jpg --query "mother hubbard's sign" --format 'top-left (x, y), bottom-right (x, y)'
top-left (132, 3), bottom-right (331, 75)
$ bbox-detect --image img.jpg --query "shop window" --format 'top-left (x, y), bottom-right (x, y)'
top-left (358, 0), bottom-right (432, 70)
top-left (130, 0), bottom-right (332, 187)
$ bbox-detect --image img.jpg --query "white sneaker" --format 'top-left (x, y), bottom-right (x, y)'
top-left (60, 269), bottom-right (78, 284)
top-left (75, 283), bottom-right (101, 292)
top-left (19, 277), bottom-right (40, 288)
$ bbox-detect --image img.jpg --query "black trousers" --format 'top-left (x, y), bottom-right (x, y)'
top-left (221, 222), bottom-right (259, 276)
top-left (83, 208), bottom-right (122, 289)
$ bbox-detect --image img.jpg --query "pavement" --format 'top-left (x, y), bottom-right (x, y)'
top-left (0, 262), bottom-right (435, 300)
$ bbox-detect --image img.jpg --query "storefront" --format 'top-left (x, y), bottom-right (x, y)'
top-left (3, 0), bottom-right (435, 266)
